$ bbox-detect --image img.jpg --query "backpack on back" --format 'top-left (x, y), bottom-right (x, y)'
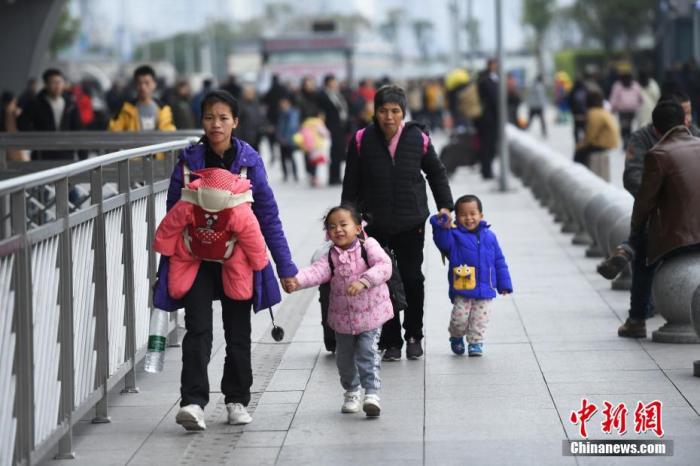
top-left (326, 239), bottom-right (407, 313)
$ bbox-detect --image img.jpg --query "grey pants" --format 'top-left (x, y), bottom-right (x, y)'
top-left (335, 329), bottom-right (381, 395)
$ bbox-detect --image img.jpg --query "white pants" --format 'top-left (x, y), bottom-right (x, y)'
top-left (448, 296), bottom-right (492, 343)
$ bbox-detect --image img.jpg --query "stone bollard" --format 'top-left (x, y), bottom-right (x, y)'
top-left (570, 174), bottom-right (610, 246)
top-left (582, 190), bottom-right (619, 258)
top-left (651, 251), bottom-right (700, 343)
top-left (691, 285), bottom-right (700, 376)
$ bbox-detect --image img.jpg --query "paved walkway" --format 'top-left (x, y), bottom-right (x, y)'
top-left (42, 126), bottom-right (700, 465)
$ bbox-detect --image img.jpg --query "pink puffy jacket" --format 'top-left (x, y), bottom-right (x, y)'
top-left (153, 174), bottom-right (269, 301)
top-left (296, 237), bottom-right (393, 335)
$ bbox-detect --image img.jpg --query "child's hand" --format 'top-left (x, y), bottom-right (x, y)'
top-left (437, 209), bottom-right (452, 229)
top-left (499, 290), bottom-right (512, 295)
top-left (347, 280), bottom-right (367, 297)
top-left (283, 277), bottom-right (300, 293)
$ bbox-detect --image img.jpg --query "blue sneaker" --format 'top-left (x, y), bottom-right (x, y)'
top-left (467, 343), bottom-right (483, 357)
top-left (449, 337), bottom-right (465, 355)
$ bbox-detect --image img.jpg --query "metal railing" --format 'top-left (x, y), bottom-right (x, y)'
top-left (0, 136), bottom-right (198, 466)
top-left (0, 130), bottom-right (203, 238)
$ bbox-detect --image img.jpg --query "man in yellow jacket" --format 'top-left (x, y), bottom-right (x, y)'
top-left (110, 65), bottom-right (176, 132)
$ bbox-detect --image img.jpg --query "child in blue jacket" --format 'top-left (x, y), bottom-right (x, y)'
top-left (430, 194), bottom-right (513, 356)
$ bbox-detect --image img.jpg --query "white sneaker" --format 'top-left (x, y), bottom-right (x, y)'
top-left (226, 403), bottom-right (252, 425)
top-left (341, 390), bottom-right (362, 413)
top-left (176, 404), bottom-right (206, 431)
top-left (363, 394), bottom-right (381, 417)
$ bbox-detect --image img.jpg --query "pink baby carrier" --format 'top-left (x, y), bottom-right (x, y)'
top-left (180, 166), bottom-right (252, 262)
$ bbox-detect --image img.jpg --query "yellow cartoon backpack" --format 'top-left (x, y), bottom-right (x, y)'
top-left (453, 264), bottom-right (476, 290)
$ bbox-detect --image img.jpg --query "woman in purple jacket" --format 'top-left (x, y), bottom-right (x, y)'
top-left (156, 90), bottom-right (298, 431)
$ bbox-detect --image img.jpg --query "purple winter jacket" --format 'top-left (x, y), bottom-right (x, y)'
top-left (153, 137), bottom-right (298, 312)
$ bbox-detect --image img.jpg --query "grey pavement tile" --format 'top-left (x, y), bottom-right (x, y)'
top-left (546, 370), bottom-right (687, 399)
top-left (244, 402), bottom-right (297, 432)
top-left (277, 342), bottom-right (321, 370)
top-left (425, 439), bottom-right (576, 466)
top-left (426, 407), bottom-right (565, 439)
top-left (72, 418), bottom-right (161, 437)
top-left (427, 370), bottom-right (546, 387)
top-left (224, 447), bottom-right (280, 466)
top-left (258, 390), bottom-right (304, 405)
top-left (277, 443), bottom-right (423, 466)
top-left (664, 369), bottom-right (700, 412)
top-left (237, 431), bottom-right (288, 448)
top-left (638, 342), bottom-right (700, 371)
top-left (290, 324), bottom-right (324, 343)
top-left (425, 344), bottom-right (540, 375)
top-left (126, 432), bottom-right (199, 465)
top-left (536, 350), bottom-right (658, 374)
top-left (522, 315), bottom-right (624, 339)
top-left (284, 400), bottom-right (423, 447)
top-left (265, 368), bottom-right (312, 392)
top-left (41, 448), bottom-right (134, 466)
top-left (532, 339), bottom-right (643, 352)
top-left (426, 381), bottom-right (549, 401)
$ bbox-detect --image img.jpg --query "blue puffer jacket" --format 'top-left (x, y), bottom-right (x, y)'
top-left (154, 137), bottom-right (298, 312)
top-left (430, 216), bottom-right (512, 301)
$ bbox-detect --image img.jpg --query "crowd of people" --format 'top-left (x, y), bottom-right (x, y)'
top-left (4, 55), bottom-right (700, 435)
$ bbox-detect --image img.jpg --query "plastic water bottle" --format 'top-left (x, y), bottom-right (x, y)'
top-left (144, 309), bottom-right (169, 373)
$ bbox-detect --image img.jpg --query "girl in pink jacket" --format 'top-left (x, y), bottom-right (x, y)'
top-left (287, 205), bottom-right (393, 417)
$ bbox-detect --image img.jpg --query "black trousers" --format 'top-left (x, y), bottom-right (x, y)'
top-left (280, 145), bottom-right (298, 181)
top-left (180, 262), bottom-right (253, 408)
top-left (365, 224), bottom-right (426, 349)
top-left (328, 132), bottom-right (346, 185)
top-left (476, 120), bottom-right (497, 179)
top-left (627, 229), bottom-right (654, 321)
top-left (527, 108), bottom-right (547, 137)
top-left (573, 144), bottom-right (605, 166)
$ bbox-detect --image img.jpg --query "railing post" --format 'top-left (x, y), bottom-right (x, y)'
top-left (118, 160), bottom-right (139, 394)
top-left (90, 168), bottom-right (111, 424)
top-left (12, 190), bottom-right (34, 466)
top-left (55, 178), bottom-right (76, 459)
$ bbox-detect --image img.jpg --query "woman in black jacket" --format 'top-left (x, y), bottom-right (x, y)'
top-left (341, 84), bottom-right (453, 361)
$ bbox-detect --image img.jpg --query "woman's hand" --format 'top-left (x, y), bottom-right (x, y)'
top-left (347, 280), bottom-right (367, 297)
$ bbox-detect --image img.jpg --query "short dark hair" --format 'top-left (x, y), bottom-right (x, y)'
top-left (323, 74), bottom-right (336, 86)
top-left (455, 194), bottom-right (483, 213)
top-left (200, 90), bottom-right (239, 119)
top-left (659, 90), bottom-right (690, 104)
top-left (133, 65), bottom-right (156, 81)
top-left (323, 204), bottom-right (362, 232)
top-left (374, 84), bottom-right (407, 115)
top-left (652, 100), bottom-right (685, 135)
top-left (42, 68), bottom-right (63, 84)
top-left (586, 90), bottom-right (604, 108)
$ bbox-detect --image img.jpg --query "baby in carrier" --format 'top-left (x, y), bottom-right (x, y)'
top-left (153, 167), bottom-right (269, 300)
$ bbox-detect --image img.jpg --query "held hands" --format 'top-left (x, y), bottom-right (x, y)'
top-left (347, 280), bottom-right (368, 297)
top-left (438, 208), bottom-right (452, 229)
top-left (281, 277), bottom-right (299, 293)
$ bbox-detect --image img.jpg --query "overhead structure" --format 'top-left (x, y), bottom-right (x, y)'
top-left (0, 0), bottom-right (67, 93)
